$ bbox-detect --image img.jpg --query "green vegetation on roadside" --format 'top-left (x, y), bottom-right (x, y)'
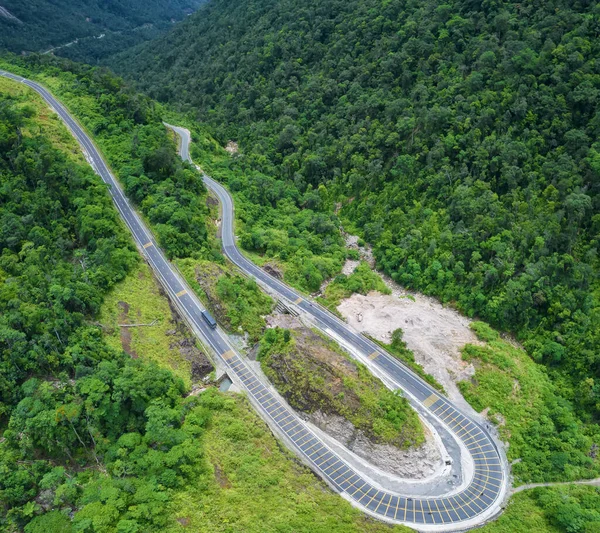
top-left (185, 124), bottom-right (348, 294)
top-left (98, 262), bottom-right (212, 388)
top-left (459, 322), bottom-right (600, 484)
top-left (258, 327), bottom-right (424, 449)
top-left (165, 390), bottom-right (412, 533)
top-left (0, 76), bottom-right (210, 532)
top-left (479, 486), bottom-right (600, 533)
top-left (321, 261), bottom-right (390, 309)
top-left (115, 0), bottom-right (600, 428)
top-left (0, 54), bottom-right (217, 261)
top-left (177, 258), bottom-right (274, 341)
top-left (0, 57), bottom-right (412, 533)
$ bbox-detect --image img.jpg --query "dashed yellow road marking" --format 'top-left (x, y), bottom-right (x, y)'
top-left (176, 289), bottom-right (187, 297)
top-left (221, 350), bottom-right (235, 361)
top-left (143, 241), bottom-right (153, 248)
top-left (384, 494), bottom-right (393, 516)
top-left (333, 468), bottom-right (349, 482)
top-left (433, 500), bottom-right (445, 523)
top-left (366, 490), bottom-right (380, 508)
top-left (423, 393), bottom-right (439, 408)
top-left (304, 440), bottom-right (322, 454)
top-left (323, 459), bottom-right (343, 474)
top-left (368, 351), bottom-right (379, 360)
top-left (374, 493), bottom-right (387, 514)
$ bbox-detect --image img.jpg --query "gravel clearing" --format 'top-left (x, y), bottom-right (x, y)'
top-left (338, 289), bottom-right (480, 404)
top-left (335, 231), bottom-right (483, 407)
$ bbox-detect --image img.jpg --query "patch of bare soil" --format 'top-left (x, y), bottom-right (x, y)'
top-left (262, 261), bottom-right (283, 280)
top-left (213, 463), bottom-right (231, 488)
top-left (307, 411), bottom-right (442, 479)
top-left (224, 141), bottom-right (239, 155)
top-left (163, 295), bottom-right (213, 381)
top-left (117, 301), bottom-right (138, 358)
top-left (337, 286), bottom-right (481, 404)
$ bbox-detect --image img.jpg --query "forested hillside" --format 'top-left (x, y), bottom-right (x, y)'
top-left (0, 0), bottom-right (204, 56)
top-left (0, 73), bottom-right (206, 532)
top-left (0, 61), bottom-right (407, 533)
top-left (114, 0), bottom-right (600, 421)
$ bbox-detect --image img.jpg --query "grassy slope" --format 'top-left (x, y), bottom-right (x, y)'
top-left (458, 322), bottom-right (600, 484)
top-left (478, 491), bottom-right (560, 533)
top-left (258, 327), bottom-right (425, 449)
top-left (167, 393), bottom-right (411, 533)
top-left (0, 75), bottom-right (201, 389)
top-left (0, 76), bottom-right (85, 162)
top-left (98, 261), bottom-right (197, 387)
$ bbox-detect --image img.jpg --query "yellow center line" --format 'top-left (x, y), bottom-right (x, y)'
top-left (443, 411), bottom-right (464, 427)
top-left (465, 435), bottom-right (490, 447)
top-left (374, 493), bottom-right (387, 514)
top-left (458, 491), bottom-right (480, 516)
top-left (270, 406), bottom-right (287, 417)
top-left (433, 499), bottom-right (444, 523)
top-left (384, 494), bottom-right (393, 517)
top-left (350, 483), bottom-right (368, 499)
top-left (289, 427), bottom-right (307, 439)
top-left (439, 496), bottom-right (452, 519)
top-left (332, 467), bottom-right (350, 483)
top-left (324, 460), bottom-right (344, 476)
top-left (304, 440), bottom-right (322, 455)
top-left (434, 403), bottom-right (453, 418)
top-left (365, 490), bottom-right (381, 508)
top-left (280, 417), bottom-right (296, 430)
top-left (417, 500), bottom-right (425, 523)
top-left (456, 424), bottom-right (477, 438)
top-left (398, 499), bottom-right (406, 521)
top-left (424, 499), bottom-right (433, 521)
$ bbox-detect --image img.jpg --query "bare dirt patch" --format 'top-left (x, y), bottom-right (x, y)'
top-left (262, 261), bottom-right (283, 280)
top-left (338, 289), bottom-right (481, 403)
top-left (307, 411), bottom-right (442, 479)
top-left (224, 140), bottom-right (239, 155)
top-left (117, 301), bottom-right (138, 358)
top-left (214, 463), bottom-right (231, 488)
top-left (332, 230), bottom-right (483, 404)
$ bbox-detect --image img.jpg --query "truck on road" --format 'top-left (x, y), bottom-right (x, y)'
top-left (201, 309), bottom-right (217, 329)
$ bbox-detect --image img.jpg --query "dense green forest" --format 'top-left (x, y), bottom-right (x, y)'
top-left (114, 0), bottom-right (600, 423)
top-left (0, 64), bottom-right (408, 533)
top-left (0, 75), bottom-right (209, 532)
top-left (0, 0), bottom-right (204, 57)
top-left (0, 55), bottom-right (215, 260)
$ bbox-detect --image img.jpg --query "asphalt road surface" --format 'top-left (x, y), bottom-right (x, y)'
top-left (1, 70), bottom-right (508, 531)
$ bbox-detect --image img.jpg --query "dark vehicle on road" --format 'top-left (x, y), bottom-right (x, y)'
top-left (201, 309), bottom-right (217, 329)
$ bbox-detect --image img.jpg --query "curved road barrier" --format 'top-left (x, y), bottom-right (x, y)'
top-left (0, 69), bottom-right (509, 531)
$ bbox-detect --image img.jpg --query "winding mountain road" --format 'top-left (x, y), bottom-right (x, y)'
top-left (0, 70), bottom-right (510, 531)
